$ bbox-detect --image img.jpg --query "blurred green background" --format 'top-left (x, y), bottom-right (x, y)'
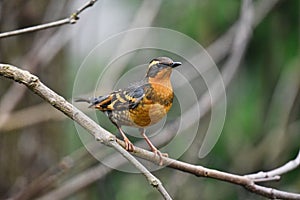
top-left (0, 0), bottom-right (299, 199)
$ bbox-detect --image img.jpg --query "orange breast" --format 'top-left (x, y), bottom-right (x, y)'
top-left (129, 84), bottom-right (173, 127)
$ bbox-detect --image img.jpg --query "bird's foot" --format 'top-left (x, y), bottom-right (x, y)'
top-left (123, 137), bottom-right (135, 152)
top-left (152, 149), bottom-right (168, 166)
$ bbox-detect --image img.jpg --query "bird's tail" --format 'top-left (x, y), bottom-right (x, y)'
top-left (75, 96), bottom-right (104, 108)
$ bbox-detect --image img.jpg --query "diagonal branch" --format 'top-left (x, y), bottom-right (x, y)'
top-left (111, 142), bottom-right (172, 200)
top-left (0, 64), bottom-right (172, 200)
top-left (0, 0), bottom-right (98, 39)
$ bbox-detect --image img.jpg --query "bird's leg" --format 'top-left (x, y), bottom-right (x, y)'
top-left (139, 128), bottom-right (168, 165)
top-left (118, 127), bottom-right (135, 152)
top-left (110, 119), bottom-right (135, 152)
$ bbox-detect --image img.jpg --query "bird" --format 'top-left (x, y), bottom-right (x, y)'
top-left (75, 57), bottom-right (181, 165)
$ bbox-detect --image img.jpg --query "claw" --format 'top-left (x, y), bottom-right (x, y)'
top-left (124, 137), bottom-right (135, 152)
top-left (152, 148), bottom-right (168, 166)
top-left (118, 127), bottom-right (135, 152)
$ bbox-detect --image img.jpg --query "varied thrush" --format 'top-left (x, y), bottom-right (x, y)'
top-left (76, 57), bottom-right (181, 165)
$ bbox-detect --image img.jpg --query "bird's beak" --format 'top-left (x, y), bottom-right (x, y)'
top-left (171, 61), bottom-right (182, 68)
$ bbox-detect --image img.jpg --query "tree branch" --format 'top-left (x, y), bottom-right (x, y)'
top-left (1, 64), bottom-right (299, 199)
top-left (0, 0), bottom-right (97, 39)
top-left (127, 142), bottom-right (300, 200)
top-left (0, 64), bottom-right (172, 200)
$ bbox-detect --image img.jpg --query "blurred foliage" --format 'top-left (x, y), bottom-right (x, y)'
top-left (0, 0), bottom-right (299, 200)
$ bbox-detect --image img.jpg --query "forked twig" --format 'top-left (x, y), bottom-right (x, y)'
top-left (0, 0), bottom-right (98, 39)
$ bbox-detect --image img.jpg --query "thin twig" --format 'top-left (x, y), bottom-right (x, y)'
top-left (0, 0), bottom-right (98, 39)
top-left (0, 64), bottom-right (172, 200)
top-left (0, 19), bottom-right (70, 39)
top-left (246, 150), bottom-right (300, 182)
top-left (73, 0), bottom-right (98, 17)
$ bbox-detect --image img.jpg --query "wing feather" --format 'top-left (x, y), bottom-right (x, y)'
top-left (93, 83), bottom-right (149, 111)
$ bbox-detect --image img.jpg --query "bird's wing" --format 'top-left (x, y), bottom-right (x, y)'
top-left (94, 83), bottom-right (149, 111)
top-left (125, 84), bottom-right (147, 109)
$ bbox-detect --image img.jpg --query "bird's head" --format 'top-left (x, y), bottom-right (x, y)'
top-left (146, 57), bottom-right (181, 82)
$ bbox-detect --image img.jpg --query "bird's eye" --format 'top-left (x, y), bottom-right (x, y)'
top-left (157, 63), bottom-right (166, 68)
